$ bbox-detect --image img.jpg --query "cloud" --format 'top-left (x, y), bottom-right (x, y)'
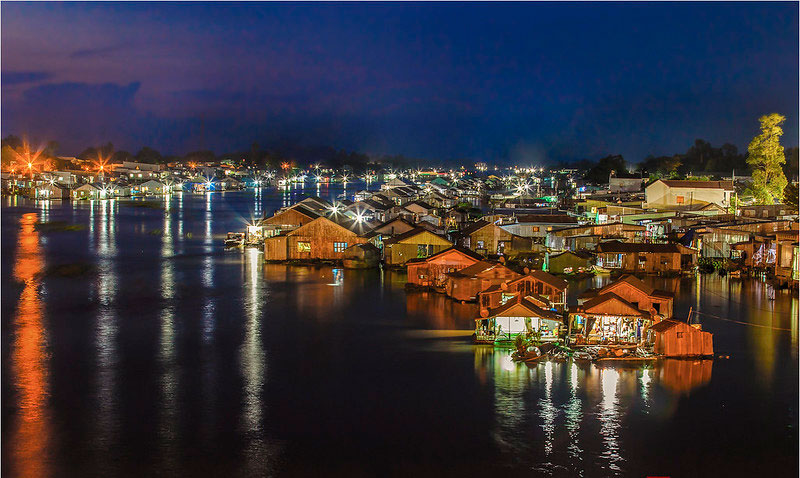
top-left (69, 43), bottom-right (128, 59)
top-left (2, 81), bottom-right (142, 153)
top-left (1, 71), bottom-right (52, 85)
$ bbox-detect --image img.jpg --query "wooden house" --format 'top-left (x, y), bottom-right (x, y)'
top-left (647, 320), bottom-right (713, 357)
top-left (578, 274), bottom-right (674, 318)
top-left (569, 292), bottom-right (652, 344)
top-left (35, 183), bottom-right (70, 200)
top-left (475, 296), bottom-right (565, 344)
top-left (263, 216), bottom-right (367, 261)
top-left (548, 250), bottom-right (593, 274)
top-left (455, 219), bottom-right (532, 256)
top-left (547, 222), bottom-right (646, 251)
top-left (444, 261), bottom-right (521, 302)
top-left (477, 270), bottom-right (568, 312)
top-left (595, 240), bottom-right (697, 273)
top-left (383, 227), bottom-right (453, 266)
top-left (73, 183), bottom-right (101, 199)
top-left (137, 179), bottom-right (168, 195)
top-left (406, 246), bottom-right (484, 288)
top-left (262, 204), bottom-right (321, 237)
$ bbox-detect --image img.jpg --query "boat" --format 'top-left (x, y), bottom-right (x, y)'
top-left (590, 264), bottom-right (612, 274)
top-left (224, 232), bottom-right (245, 248)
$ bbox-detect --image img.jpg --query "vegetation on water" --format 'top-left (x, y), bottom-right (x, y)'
top-left (34, 221), bottom-right (85, 232)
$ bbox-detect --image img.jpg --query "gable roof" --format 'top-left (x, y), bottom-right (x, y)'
top-left (448, 261), bottom-right (517, 278)
top-left (655, 179), bottom-right (734, 190)
top-left (382, 227), bottom-right (452, 245)
top-left (486, 296), bottom-right (562, 321)
top-left (578, 292), bottom-right (649, 317)
top-left (458, 219), bottom-right (493, 236)
top-left (507, 270), bottom-right (568, 291)
top-left (288, 216), bottom-right (361, 237)
top-left (406, 245), bottom-right (484, 264)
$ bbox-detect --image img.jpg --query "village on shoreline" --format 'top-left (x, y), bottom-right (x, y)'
top-left (5, 152), bottom-right (795, 361)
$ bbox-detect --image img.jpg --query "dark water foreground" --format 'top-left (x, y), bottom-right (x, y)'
top-left (2, 193), bottom-right (798, 477)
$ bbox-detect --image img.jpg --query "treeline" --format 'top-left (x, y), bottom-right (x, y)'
top-left (574, 139), bottom-right (799, 185)
top-left (0, 135), bottom-right (435, 173)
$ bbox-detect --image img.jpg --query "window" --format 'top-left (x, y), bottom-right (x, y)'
top-left (532, 226), bottom-right (540, 232)
top-left (333, 242), bottom-right (348, 253)
top-left (476, 240), bottom-right (485, 249)
top-left (677, 332), bottom-right (684, 339)
top-left (297, 242), bottom-right (311, 252)
top-left (417, 244), bottom-right (434, 258)
top-left (676, 195), bottom-right (684, 204)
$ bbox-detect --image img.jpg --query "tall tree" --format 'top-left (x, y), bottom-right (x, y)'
top-left (747, 113), bottom-right (788, 204)
top-left (783, 183), bottom-right (799, 211)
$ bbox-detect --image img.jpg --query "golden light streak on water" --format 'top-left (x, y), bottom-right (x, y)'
top-left (94, 198), bottom-right (119, 463)
top-left (599, 368), bottom-right (622, 473)
top-left (240, 247), bottom-right (273, 474)
top-left (538, 361), bottom-right (557, 456)
top-left (11, 212), bottom-right (51, 478)
top-left (158, 202), bottom-right (179, 472)
top-left (565, 363), bottom-right (583, 466)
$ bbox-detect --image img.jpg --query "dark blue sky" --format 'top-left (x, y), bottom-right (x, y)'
top-left (2, 2), bottom-right (797, 164)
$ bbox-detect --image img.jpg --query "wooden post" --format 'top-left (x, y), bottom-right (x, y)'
top-left (687, 306), bottom-right (693, 324)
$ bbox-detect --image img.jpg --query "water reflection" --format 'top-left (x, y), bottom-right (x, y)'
top-left (240, 248), bottom-right (271, 474)
top-left (474, 349), bottom-right (714, 476)
top-left (94, 198), bottom-right (119, 462)
top-left (10, 212), bottom-right (51, 477)
top-left (158, 202), bottom-right (178, 472)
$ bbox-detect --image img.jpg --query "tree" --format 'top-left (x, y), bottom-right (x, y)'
top-left (584, 154), bottom-right (626, 184)
top-left (784, 183), bottom-right (799, 211)
top-left (747, 113), bottom-right (788, 204)
top-left (135, 146), bottom-right (163, 164)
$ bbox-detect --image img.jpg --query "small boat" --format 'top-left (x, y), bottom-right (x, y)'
top-left (591, 265), bottom-right (612, 274)
top-left (224, 232), bottom-right (245, 248)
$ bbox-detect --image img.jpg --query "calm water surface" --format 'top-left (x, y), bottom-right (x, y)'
top-left (2, 189), bottom-right (798, 477)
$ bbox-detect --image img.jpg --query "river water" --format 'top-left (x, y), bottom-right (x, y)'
top-left (2, 187), bottom-right (798, 477)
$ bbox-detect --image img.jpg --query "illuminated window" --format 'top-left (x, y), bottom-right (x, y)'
top-left (333, 242), bottom-right (347, 253)
top-left (676, 195), bottom-right (684, 204)
top-left (297, 242), bottom-right (311, 252)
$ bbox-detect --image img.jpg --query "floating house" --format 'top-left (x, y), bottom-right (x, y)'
top-left (342, 243), bottom-right (381, 269)
top-left (477, 270), bottom-right (568, 312)
top-left (569, 292), bottom-right (652, 344)
top-left (454, 219), bottom-right (532, 256)
top-left (444, 261), bottom-right (521, 302)
top-left (263, 216), bottom-right (368, 261)
top-left (36, 183), bottom-right (70, 200)
top-left (548, 250), bottom-right (594, 274)
top-left (262, 204), bottom-right (321, 237)
top-left (647, 320), bottom-right (713, 357)
top-left (383, 227), bottom-right (453, 266)
top-left (577, 275), bottom-right (674, 318)
top-left (595, 240), bottom-right (697, 273)
top-left (73, 183), bottom-right (101, 199)
top-left (406, 246), bottom-right (483, 288)
top-left (475, 296), bottom-right (564, 344)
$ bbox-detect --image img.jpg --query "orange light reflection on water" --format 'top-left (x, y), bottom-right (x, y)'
top-left (11, 212), bottom-right (51, 478)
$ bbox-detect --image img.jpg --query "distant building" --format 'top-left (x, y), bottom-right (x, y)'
top-left (609, 172), bottom-right (645, 193)
top-left (645, 179), bottom-right (734, 209)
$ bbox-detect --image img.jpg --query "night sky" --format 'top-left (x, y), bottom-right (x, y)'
top-left (2, 2), bottom-right (797, 164)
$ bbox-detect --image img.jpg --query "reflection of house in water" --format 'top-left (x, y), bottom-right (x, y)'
top-left (472, 348), bottom-right (714, 474)
top-left (405, 291), bottom-right (476, 329)
top-left (657, 359), bottom-right (713, 395)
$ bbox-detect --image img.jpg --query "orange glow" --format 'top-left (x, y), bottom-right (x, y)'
top-left (11, 140), bottom-right (44, 178)
top-left (281, 162), bottom-right (290, 170)
top-left (11, 212), bottom-right (51, 477)
top-left (92, 153), bottom-right (110, 175)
